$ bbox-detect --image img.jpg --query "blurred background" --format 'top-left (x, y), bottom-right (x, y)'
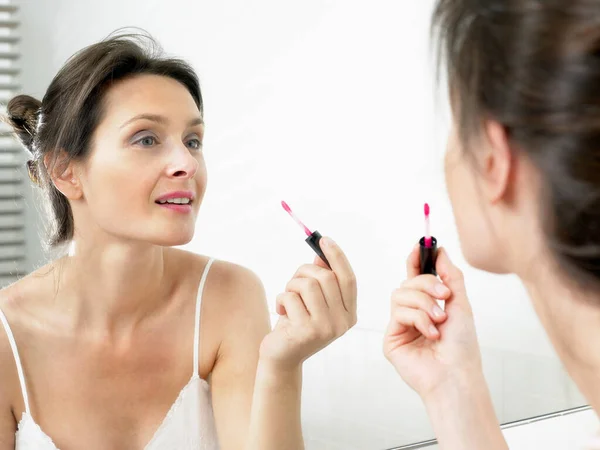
top-left (1, 0), bottom-right (587, 448)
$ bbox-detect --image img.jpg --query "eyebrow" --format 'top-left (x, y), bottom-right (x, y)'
top-left (120, 114), bottom-right (204, 129)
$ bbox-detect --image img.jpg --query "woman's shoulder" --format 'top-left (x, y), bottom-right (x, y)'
top-left (171, 248), bottom-right (266, 298)
top-left (0, 261), bottom-right (57, 323)
top-left (0, 284), bottom-right (17, 365)
top-left (0, 276), bottom-right (34, 424)
top-left (170, 249), bottom-right (269, 325)
top-left (170, 249), bottom-right (271, 366)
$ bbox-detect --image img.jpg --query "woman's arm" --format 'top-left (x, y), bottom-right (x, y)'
top-left (244, 360), bottom-right (304, 449)
top-left (384, 247), bottom-right (508, 450)
top-left (423, 372), bottom-right (508, 450)
top-left (0, 319), bottom-right (17, 449)
top-left (208, 265), bottom-right (280, 450)
top-left (0, 408), bottom-right (15, 450)
top-left (244, 237), bottom-right (356, 450)
top-left (210, 237), bottom-right (357, 450)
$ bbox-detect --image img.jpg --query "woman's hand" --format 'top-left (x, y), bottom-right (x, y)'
top-left (383, 245), bottom-right (508, 450)
top-left (383, 245), bottom-right (483, 401)
top-left (259, 237), bottom-right (357, 372)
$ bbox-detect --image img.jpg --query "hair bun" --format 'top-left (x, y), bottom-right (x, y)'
top-left (6, 95), bottom-right (42, 155)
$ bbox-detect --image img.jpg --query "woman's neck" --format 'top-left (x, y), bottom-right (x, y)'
top-left (54, 237), bottom-right (174, 337)
top-left (520, 258), bottom-right (600, 413)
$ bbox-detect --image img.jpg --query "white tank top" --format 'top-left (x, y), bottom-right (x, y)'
top-left (0, 258), bottom-right (220, 450)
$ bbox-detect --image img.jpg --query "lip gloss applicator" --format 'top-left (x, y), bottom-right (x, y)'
top-left (420, 203), bottom-right (438, 275)
top-left (281, 201), bottom-right (331, 269)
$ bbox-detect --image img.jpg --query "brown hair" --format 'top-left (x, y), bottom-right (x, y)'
top-left (432, 0), bottom-right (600, 288)
top-left (4, 32), bottom-right (202, 248)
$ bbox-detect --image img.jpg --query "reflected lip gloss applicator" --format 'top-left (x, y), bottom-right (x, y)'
top-left (420, 203), bottom-right (438, 275)
top-left (281, 201), bottom-right (331, 269)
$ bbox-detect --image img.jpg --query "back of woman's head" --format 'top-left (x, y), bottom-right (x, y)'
top-left (432, 0), bottom-right (600, 290)
top-left (4, 32), bottom-right (202, 249)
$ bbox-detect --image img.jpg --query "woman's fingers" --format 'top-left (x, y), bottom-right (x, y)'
top-left (285, 277), bottom-right (328, 319)
top-left (435, 248), bottom-right (467, 300)
top-left (401, 274), bottom-right (451, 301)
top-left (318, 237), bottom-right (357, 315)
top-left (391, 287), bottom-right (447, 323)
top-left (276, 292), bottom-right (310, 322)
top-left (391, 306), bottom-right (441, 340)
top-left (406, 243), bottom-right (421, 279)
top-left (293, 263), bottom-right (344, 311)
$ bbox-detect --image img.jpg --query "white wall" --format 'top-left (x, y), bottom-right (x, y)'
top-left (19, 0), bottom-right (586, 448)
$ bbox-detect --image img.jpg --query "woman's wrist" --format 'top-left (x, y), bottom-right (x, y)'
top-left (422, 366), bottom-right (487, 408)
top-left (255, 357), bottom-right (303, 389)
top-left (422, 369), bottom-right (508, 450)
top-left (245, 359), bottom-right (304, 450)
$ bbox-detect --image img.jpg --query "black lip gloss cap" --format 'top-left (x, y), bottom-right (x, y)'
top-left (305, 230), bottom-right (331, 269)
top-left (419, 236), bottom-right (438, 275)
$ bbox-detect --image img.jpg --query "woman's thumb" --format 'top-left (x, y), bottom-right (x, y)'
top-left (435, 248), bottom-right (467, 301)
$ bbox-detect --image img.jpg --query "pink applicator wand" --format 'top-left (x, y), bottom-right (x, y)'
top-left (281, 201), bottom-right (331, 269)
top-left (420, 203), bottom-right (438, 275)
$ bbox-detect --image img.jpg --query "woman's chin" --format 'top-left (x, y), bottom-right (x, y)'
top-left (150, 232), bottom-right (194, 248)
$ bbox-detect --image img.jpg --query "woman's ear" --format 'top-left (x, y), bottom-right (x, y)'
top-left (44, 152), bottom-right (83, 200)
top-left (480, 120), bottom-right (513, 203)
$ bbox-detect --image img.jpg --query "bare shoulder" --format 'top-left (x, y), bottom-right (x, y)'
top-left (0, 280), bottom-right (30, 440)
top-left (0, 261), bottom-right (61, 368)
top-left (170, 248), bottom-right (268, 312)
top-left (0, 262), bottom-right (59, 325)
top-left (170, 249), bottom-right (271, 353)
top-left (208, 260), bottom-right (267, 304)
top-left (0, 274), bottom-right (35, 362)
top-left (0, 285), bottom-right (18, 384)
top-left (0, 265), bottom-right (51, 369)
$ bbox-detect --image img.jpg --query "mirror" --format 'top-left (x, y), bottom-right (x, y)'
top-left (2, 1), bottom-right (587, 449)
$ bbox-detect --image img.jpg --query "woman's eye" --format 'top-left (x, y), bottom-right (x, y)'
top-left (137, 136), bottom-right (157, 147)
top-left (187, 139), bottom-right (202, 150)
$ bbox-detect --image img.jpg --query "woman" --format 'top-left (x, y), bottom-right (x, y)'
top-left (0, 34), bottom-right (357, 450)
top-left (384, 0), bottom-right (600, 448)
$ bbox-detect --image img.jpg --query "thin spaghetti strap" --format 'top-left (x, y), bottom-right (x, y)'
top-left (193, 258), bottom-right (215, 377)
top-left (0, 307), bottom-right (30, 414)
